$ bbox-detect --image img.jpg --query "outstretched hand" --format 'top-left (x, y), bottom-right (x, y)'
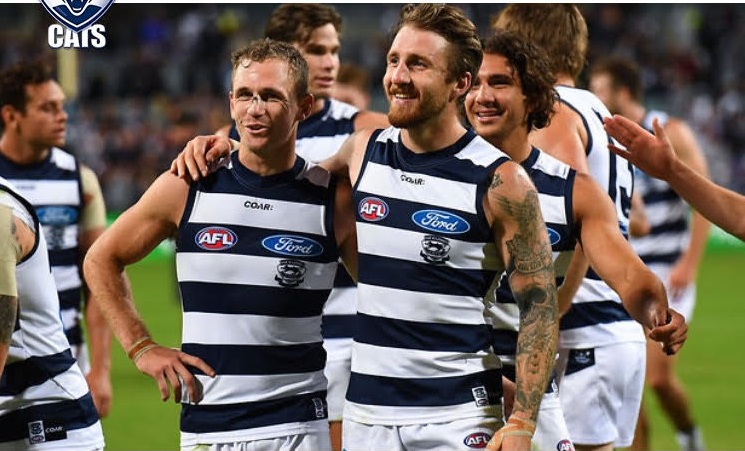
top-left (648, 308), bottom-right (688, 355)
top-left (603, 115), bottom-right (677, 180)
top-left (134, 345), bottom-right (215, 404)
top-left (169, 135), bottom-right (234, 182)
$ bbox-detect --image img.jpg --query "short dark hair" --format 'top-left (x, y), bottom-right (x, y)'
top-left (264, 3), bottom-right (342, 46)
top-left (590, 57), bottom-right (644, 102)
top-left (231, 39), bottom-right (309, 100)
top-left (392, 3), bottom-right (482, 86)
top-left (481, 29), bottom-right (558, 130)
top-left (0, 59), bottom-right (55, 117)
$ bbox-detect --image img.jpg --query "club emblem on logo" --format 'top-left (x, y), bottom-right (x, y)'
top-left (275, 259), bottom-right (307, 288)
top-left (40, 0), bottom-right (115, 32)
top-left (420, 235), bottom-right (451, 264)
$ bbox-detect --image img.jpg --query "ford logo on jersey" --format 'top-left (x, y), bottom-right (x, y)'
top-left (195, 226), bottom-right (237, 251)
top-left (547, 227), bottom-right (561, 245)
top-left (36, 206), bottom-right (78, 225)
top-left (358, 197), bottom-right (388, 222)
top-left (262, 235), bottom-right (324, 257)
top-left (412, 210), bottom-right (470, 234)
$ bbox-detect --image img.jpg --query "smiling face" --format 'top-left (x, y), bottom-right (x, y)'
top-left (465, 52), bottom-right (528, 153)
top-left (295, 23), bottom-right (340, 100)
top-left (384, 25), bottom-right (458, 129)
top-left (229, 58), bottom-right (304, 156)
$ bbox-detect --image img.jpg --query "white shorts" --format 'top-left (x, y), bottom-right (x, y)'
top-left (533, 390), bottom-right (574, 451)
top-left (649, 263), bottom-right (697, 322)
top-left (323, 341), bottom-right (352, 422)
top-left (181, 431), bottom-right (331, 451)
top-left (342, 416), bottom-right (502, 451)
top-left (555, 341), bottom-right (645, 448)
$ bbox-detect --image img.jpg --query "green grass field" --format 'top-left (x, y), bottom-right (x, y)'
top-left (100, 248), bottom-right (745, 450)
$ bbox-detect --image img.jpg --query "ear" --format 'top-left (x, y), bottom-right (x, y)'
top-left (297, 93), bottom-right (314, 121)
top-left (228, 91), bottom-right (238, 121)
top-left (0, 105), bottom-right (18, 129)
top-left (450, 72), bottom-right (472, 102)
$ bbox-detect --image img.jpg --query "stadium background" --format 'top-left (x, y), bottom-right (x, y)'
top-left (1, 3), bottom-right (744, 450)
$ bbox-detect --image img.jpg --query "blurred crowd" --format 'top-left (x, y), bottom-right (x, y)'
top-left (1, 3), bottom-right (744, 211)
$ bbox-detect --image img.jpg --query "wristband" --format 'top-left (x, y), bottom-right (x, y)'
top-left (504, 416), bottom-right (536, 436)
top-left (127, 337), bottom-right (156, 360)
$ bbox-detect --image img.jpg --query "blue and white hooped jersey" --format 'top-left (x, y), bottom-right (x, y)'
top-left (346, 127), bottom-right (509, 425)
top-left (0, 148), bottom-right (85, 349)
top-left (488, 148), bottom-right (577, 373)
top-left (631, 110), bottom-right (690, 267)
top-left (230, 98), bottom-right (360, 353)
top-left (176, 152), bottom-right (339, 446)
top-left (555, 86), bottom-right (644, 348)
top-left (0, 178), bottom-right (102, 451)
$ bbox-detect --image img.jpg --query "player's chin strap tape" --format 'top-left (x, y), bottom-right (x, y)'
top-left (486, 416), bottom-right (537, 450)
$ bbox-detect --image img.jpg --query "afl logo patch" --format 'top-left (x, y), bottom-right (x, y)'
top-left (358, 197), bottom-right (389, 222)
top-left (546, 227), bottom-right (561, 245)
top-left (262, 235), bottom-right (324, 257)
top-left (463, 432), bottom-right (491, 448)
top-left (412, 209), bottom-right (470, 234)
top-left (195, 227), bottom-right (237, 251)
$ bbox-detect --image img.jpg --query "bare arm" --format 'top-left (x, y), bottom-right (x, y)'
top-left (333, 176), bottom-right (358, 282)
top-left (0, 203), bottom-right (35, 377)
top-left (664, 119), bottom-right (711, 295)
top-left (83, 171), bottom-right (215, 403)
top-left (485, 162), bottom-right (558, 449)
top-left (353, 110), bottom-right (389, 130)
top-left (530, 102), bottom-right (591, 173)
top-left (605, 114), bottom-right (745, 241)
top-left (78, 165), bottom-right (113, 417)
top-left (573, 173), bottom-right (687, 354)
top-left (557, 244), bottom-right (588, 315)
top-left (319, 129), bottom-right (372, 183)
top-left (629, 191), bottom-right (651, 238)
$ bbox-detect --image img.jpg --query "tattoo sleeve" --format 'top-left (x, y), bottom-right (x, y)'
top-left (0, 294), bottom-right (18, 346)
top-left (500, 188), bottom-right (559, 421)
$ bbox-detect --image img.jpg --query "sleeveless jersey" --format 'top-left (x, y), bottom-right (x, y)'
top-left (489, 148), bottom-right (577, 376)
top-left (554, 86), bottom-right (644, 347)
top-left (0, 178), bottom-right (103, 451)
top-left (0, 148), bottom-right (85, 350)
top-left (631, 111), bottom-right (690, 267)
top-left (176, 152), bottom-right (339, 446)
top-left (231, 98), bottom-right (360, 356)
top-left (346, 127), bottom-right (509, 425)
